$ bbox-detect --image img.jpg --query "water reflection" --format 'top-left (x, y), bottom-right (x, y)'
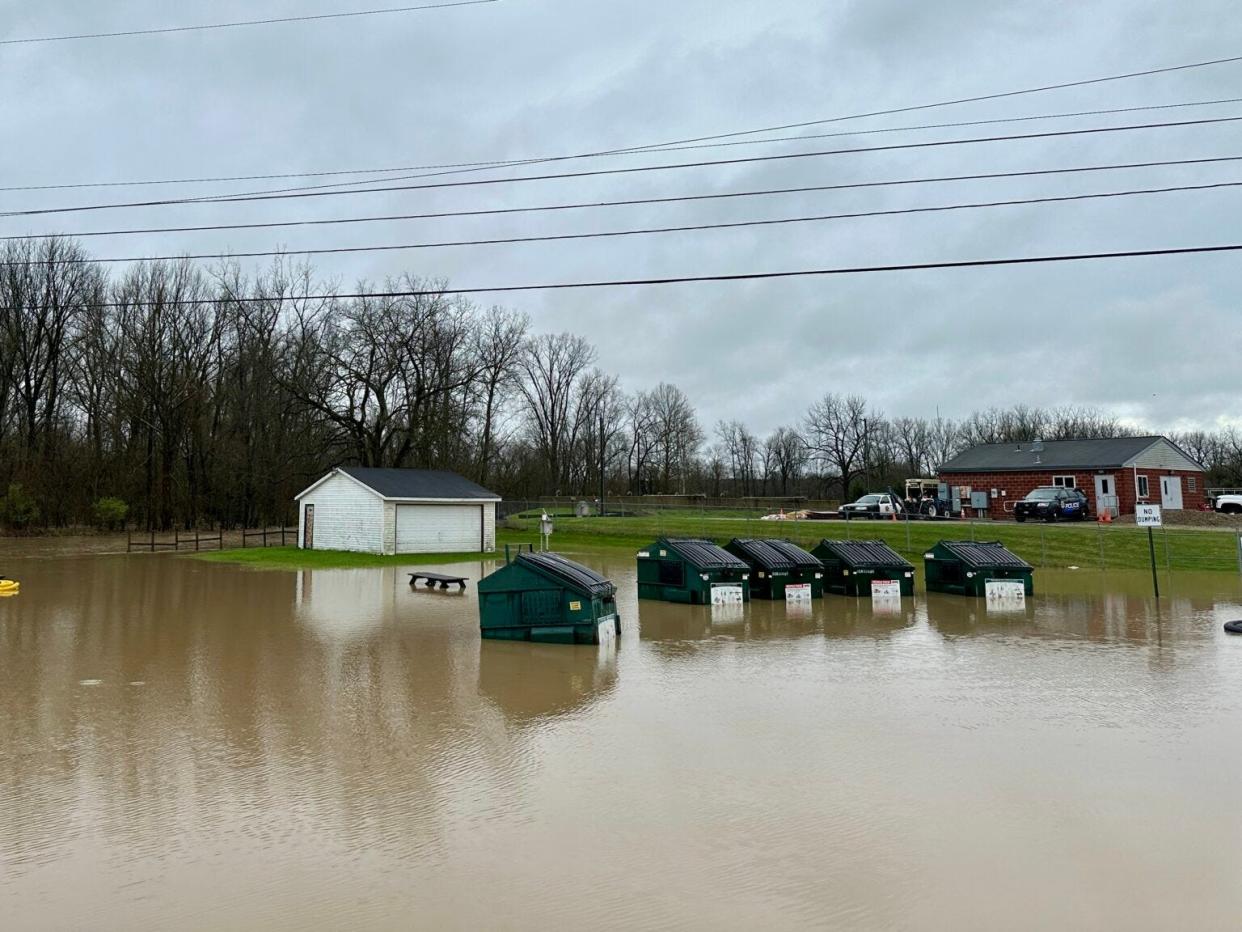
top-left (1, 551), bottom-right (1240, 929)
top-left (822, 595), bottom-right (919, 639)
top-left (477, 640), bottom-right (617, 726)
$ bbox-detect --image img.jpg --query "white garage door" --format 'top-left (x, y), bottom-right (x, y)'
top-left (395, 504), bottom-right (481, 553)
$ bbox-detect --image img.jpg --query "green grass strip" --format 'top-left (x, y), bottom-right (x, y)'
top-left (192, 546), bottom-right (497, 571)
top-left (498, 513), bottom-right (1242, 573)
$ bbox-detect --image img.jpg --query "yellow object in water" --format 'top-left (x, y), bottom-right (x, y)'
top-left (0, 579), bottom-right (19, 596)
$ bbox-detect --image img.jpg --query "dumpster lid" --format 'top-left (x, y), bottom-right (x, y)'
top-left (663, 538), bottom-right (749, 570)
top-left (729, 538), bottom-right (820, 571)
top-left (816, 539), bottom-right (914, 570)
top-left (517, 552), bottom-right (617, 597)
top-left (938, 540), bottom-right (1032, 569)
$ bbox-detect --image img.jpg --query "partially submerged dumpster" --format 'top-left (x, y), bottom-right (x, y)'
top-left (923, 540), bottom-right (1034, 596)
top-left (477, 551), bottom-right (620, 644)
top-left (812, 539), bottom-right (915, 596)
top-left (724, 538), bottom-right (823, 600)
top-left (637, 538), bottom-right (751, 604)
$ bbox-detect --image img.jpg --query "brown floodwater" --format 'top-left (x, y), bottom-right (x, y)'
top-left (2, 549), bottom-right (1241, 931)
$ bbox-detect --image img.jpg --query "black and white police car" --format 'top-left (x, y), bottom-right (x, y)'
top-left (1013, 486), bottom-right (1090, 522)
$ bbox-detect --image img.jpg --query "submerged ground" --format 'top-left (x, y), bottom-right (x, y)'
top-left (1, 545), bottom-right (1240, 930)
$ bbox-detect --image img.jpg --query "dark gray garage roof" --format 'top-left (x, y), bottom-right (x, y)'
top-left (340, 467), bottom-right (500, 500)
top-left (939, 436), bottom-right (1195, 473)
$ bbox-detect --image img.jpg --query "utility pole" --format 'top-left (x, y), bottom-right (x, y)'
top-left (598, 413), bottom-right (606, 517)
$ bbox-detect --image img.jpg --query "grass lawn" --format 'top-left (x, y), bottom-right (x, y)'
top-left (193, 546), bottom-right (498, 571)
top-left (498, 512), bottom-right (1242, 573)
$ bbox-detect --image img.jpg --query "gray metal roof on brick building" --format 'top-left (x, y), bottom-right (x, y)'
top-left (338, 467), bottom-right (500, 500)
top-left (939, 436), bottom-right (1204, 473)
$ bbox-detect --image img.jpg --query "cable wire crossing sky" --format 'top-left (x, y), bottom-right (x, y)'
top-left (1, 0), bottom-right (1240, 432)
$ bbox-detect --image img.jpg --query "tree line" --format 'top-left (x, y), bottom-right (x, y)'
top-left (1, 238), bottom-right (1238, 530)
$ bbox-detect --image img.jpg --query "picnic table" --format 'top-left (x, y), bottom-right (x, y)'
top-left (408, 571), bottom-right (469, 591)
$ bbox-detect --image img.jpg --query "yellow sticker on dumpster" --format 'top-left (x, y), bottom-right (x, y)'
top-left (569, 600), bottom-right (582, 611)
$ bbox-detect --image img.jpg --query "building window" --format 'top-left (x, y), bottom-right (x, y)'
top-left (1188, 477), bottom-right (1198, 491)
top-left (1136, 475), bottom-right (1150, 499)
top-left (1052, 475), bottom-right (1077, 488)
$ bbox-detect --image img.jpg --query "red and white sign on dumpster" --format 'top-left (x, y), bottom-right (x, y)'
top-left (785, 583), bottom-right (812, 602)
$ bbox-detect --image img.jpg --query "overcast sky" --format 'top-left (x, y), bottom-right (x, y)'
top-left (2, 0), bottom-right (1240, 436)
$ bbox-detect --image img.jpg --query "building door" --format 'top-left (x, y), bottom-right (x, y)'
top-left (303, 504), bottom-right (314, 549)
top-left (1094, 475), bottom-right (1118, 518)
top-left (1160, 476), bottom-right (1184, 510)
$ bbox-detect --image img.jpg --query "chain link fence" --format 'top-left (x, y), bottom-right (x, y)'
top-left (500, 498), bottom-right (1242, 575)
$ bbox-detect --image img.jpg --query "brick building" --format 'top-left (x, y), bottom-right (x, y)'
top-left (938, 436), bottom-right (1206, 519)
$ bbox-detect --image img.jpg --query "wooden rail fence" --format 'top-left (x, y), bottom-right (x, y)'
top-left (127, 528), bottom-right (225, 553)
top-left (241, 527), bottom-right (298, 548)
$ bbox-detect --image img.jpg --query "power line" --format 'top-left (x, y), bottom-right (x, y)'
top-left (6, 96), bottom-right (1241, 194)
top-left (6, 115), bottom-right (1239, 220)
top-left (607, 54), bottom-right (1242, 153)
top-left (11, 154), bottom-right (1241, 242)
top-left (0, 1), bottom-right (500, 45)
top-left (8, 244), bottom-right (1239, 309)
top-left (12, 180), bottom-right (1241, 266)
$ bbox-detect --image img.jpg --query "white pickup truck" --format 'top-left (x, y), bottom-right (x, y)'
top-left (1212, 492), bottom-right (1242, 515)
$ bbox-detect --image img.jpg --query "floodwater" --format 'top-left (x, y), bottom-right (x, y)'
top-left (2, 551), bottom-right (1241, 931)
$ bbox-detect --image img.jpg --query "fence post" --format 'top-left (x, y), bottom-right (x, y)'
top-left (1162, 526), bottom-right (1171, 573)
top-left (195, 529), bottom-right (200, 552)
top-left (1040, 525), bottom-right (1047, 568)
top-left (1097, 521), bottom-right (1105, 571)
top-left (127, 530), bottom-right (132, 553)
top-left (263, 527), bottom-right (268, 548)
top-left (150, 529), bottom-right (155, 552)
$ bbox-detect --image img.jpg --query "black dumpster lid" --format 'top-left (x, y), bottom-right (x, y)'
top-left (662, 538), bottom-right (750, 570)
top-left (729, 538), bottom-right (820, 571)
top-left (516, 551), bottom-right (617, 597)
top-left (936, 540), bottom-right (1032, 569)
top-left (816, 539), bottom-right (914, 570)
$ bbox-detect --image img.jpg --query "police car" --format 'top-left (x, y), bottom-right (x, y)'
top-left (1013, 487), bottom-right (1089, 522)
top-left (840, 492), bottom-right (904, 520)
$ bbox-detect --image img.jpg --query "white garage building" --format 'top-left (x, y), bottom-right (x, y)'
top-left (295, 467), bottom-right (500, 555)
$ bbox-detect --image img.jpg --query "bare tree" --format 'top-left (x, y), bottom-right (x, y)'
top-left (765, 426), bottom-right (807, 495)
top-left (804, 393), bottom-right (871, 498)
top-left (517, 332), bottom-right (596, 494)
top-left (473, 306), bottom-right (528, 486)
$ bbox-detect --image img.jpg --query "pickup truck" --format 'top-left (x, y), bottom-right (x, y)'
top-left (1212, 492), bottom-right (1242, 515)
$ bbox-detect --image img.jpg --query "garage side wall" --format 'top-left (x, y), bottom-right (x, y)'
top-left (297, 474), bottom-right (384, 553)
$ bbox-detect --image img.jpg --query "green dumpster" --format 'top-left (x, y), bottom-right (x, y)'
top-left (923, 540), bottom-right (1034, 596)
top-left (636, 538), bottom-right (751, 604)
top-left (477, 551), bottom-right (620, 644)
top-left (812, 539), bottom-right (915, 596)
top-left (724, 538), bottom-right (823, 600)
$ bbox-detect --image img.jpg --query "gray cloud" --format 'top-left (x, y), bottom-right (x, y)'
top-left (1, 0), bottom-right (1239, 435)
